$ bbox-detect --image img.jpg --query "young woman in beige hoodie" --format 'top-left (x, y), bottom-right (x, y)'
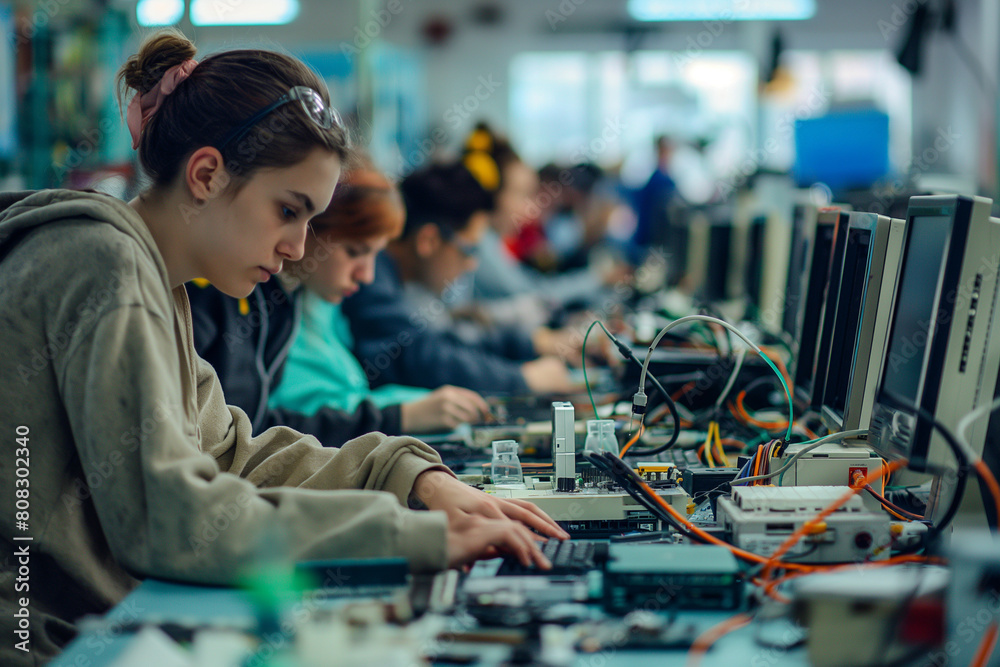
top-left (0, 29), bottom-right (564, 665)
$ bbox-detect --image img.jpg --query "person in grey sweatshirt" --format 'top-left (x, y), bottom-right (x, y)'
top-left (0, 30), bottom-right (564, 666)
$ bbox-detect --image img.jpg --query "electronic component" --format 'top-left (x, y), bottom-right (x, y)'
top-left (679, 467), bottom-right (740, 501)
top-left (603, 543), bottom-right (742, 613)
top-left (552, 402), bottom-right (576, 492)
top-left (486, 483), bottom-right (690, 538)
top-left (775, 442), bottom-right (883, 496)
top-left (715, 486), bottom-right (890, 563)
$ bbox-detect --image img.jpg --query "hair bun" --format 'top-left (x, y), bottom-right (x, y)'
top-left (117, 29), bottom-right (197, 100)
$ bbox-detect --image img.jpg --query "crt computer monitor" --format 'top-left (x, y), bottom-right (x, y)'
top-left (869, 195), bottom-right (1000, 524)
top-left (791, 208), bottom-right (848, 407)
top-left (782, 202), bottom-right (819, 339)
top-left (838, 214), bottom-right (907, 432)
top-left (818, 212), bottom-right (878, 430)
top-left (791, 208), bottom-right (837, 404)
top-left (808, 209), bottom-right (852, 412)
top-left (819, 213), bottom-right (906, 432)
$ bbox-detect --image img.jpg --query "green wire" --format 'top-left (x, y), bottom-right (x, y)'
top-left (582, 319), bottom-right (619, 419)
top-left (757, 353), bottom-right (793, 441)
top-left (582, 320), bottom-right (599, 417)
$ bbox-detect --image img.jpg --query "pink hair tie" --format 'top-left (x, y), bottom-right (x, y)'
top-left (126, 59), bottom-right (198, 150)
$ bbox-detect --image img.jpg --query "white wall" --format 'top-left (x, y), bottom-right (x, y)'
top-left (118, 0), bottom-right (999, 188)
top-left (369, 0), bottom-right (996, 188)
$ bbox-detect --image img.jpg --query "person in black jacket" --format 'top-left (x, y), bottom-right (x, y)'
top-left (341, 162), bottom-right (577, 396)
top-left (187, 163), bottom-right (491, 444)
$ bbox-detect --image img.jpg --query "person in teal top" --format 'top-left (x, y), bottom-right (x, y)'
top-left (276, 290), bottom-right (429, 415)
top-left (270, 162), bottom-right (491, 432)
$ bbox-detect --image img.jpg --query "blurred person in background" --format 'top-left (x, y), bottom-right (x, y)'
top-left (341, 162), bottom-right (579, 396)
top-left (633, 134), bottom-right (680, 250)
top-left (268, 162), bottom-right (491, 432)
top-left (463, 124), bottom-right (632, 328)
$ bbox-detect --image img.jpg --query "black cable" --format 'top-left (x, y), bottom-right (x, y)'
top-left (878, 393), bottom-right (971, 547)
top-left (862, 485), bottom-right (927, 523)
top-left (582, 452), bottom-right (679, 531)
top-left (584, 451), bottom-right (702, 542)
top-left (601, 332), bottom-right (681, 456)
top-left (598, 452), bottom-right (710, 542)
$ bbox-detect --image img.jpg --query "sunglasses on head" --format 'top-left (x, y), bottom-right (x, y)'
top-left (217, 86), bottom-right (345, 152)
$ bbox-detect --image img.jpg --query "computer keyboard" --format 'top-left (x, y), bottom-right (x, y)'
top-left (495, 539), bottom-right (608, 576)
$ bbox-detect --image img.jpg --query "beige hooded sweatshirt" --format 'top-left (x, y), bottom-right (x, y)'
top-left (0, 190), bottom-right (450, 666)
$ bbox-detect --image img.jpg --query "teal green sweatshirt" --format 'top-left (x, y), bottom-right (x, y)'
top-left (271, 290), bottom-right (429, 416)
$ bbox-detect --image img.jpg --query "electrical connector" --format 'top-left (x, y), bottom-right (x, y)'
top-left (632, 390), bottom-right (647, 416)
top-left (804, 520), bottom-right (827, 535)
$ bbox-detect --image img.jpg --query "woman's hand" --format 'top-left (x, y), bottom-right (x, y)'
top-left (400, 386), bottom-right (492, 433)
top-left (520, 357), bottom-right (580, 394)
top-left (412, 470), bottom-right (570, 569)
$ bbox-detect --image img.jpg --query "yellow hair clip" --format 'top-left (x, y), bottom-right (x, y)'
top-left (465, 128), bottom-right (493, 153)
top-left (463, 151), bottom-right (500, 191)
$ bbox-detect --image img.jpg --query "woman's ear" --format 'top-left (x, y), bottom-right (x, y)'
top-left (185, 147), bottom-right (230, 203)
top-left (413, 223), bottom-right (443, 259)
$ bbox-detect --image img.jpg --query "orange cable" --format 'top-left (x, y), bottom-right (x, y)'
top-left (672, 381), bottom-right (697, 401)
top-left (971, 622), bottom-right (999, 667)
top-left (973, 459), bottom-right (1000, 532)
top-left (760, 553), bottom-right (942, 600)
top-left (686, 613), bottom-right (754, 667)
top-left (634, 478), bottom-right (814, 572)
top-left (733, 392), bottom-right (787, 430)
top-left (759, 459), bottom-right (907, 581)
top-left (618, 423), bottom-right (645, 457)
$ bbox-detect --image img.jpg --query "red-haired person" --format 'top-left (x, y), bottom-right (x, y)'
top-left (0, 31), bottom-right (563, 666)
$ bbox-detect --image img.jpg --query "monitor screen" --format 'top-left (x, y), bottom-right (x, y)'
top-left (810, 212), bottom-right (852, 409)
top-left (793, 215), bottom-right (838, 401)
top-left (704, 223), bottom-right (732, 302)
top-left (823, 226), bottom-right (872, 418)
top-left (745, 215), bottom-right (767, 310)
top-left (782, 204), bottom-right (811, 337)
top-left (880, 216), bottom-right (952, 403)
